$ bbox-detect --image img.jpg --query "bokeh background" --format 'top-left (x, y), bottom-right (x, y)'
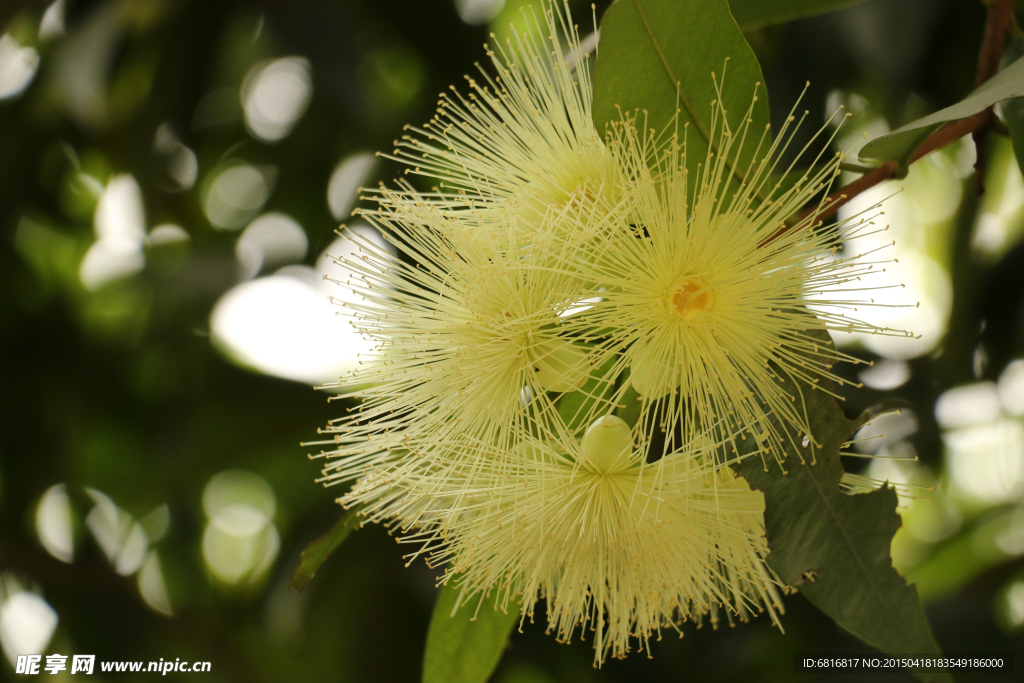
top-left (2, 0), bottom-right (1024, 680)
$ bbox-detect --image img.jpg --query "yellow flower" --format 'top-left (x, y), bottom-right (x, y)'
top-left (550, 102), bottom-right (913, 467)
top-left (403, 416), bottom-right (783, 666)
top-left (309, 0), bottom-right (916, 667)
top-left (314, 194), bottom-right (607, 513)
top-left (378, 1), bottom-right (621, 241)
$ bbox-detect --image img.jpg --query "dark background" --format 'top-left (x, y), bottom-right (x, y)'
top-left (1, 0), bottom-right (1023, 681)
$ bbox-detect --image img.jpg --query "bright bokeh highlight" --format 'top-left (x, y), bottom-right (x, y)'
top-left (201, 470), bottom-right (280, 585)
top-left (242, 57), bottom-right (312, 143)
top-left (210, 226), bottom-right (385, 384)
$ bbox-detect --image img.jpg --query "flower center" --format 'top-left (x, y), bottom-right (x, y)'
top-left (669, 279), bottom-right (713, 321)
top-left (566, 182), bottom-right (600, 211)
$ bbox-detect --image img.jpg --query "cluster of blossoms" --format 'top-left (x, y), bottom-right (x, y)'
top-left (307, 2), bottom-right (907, 665)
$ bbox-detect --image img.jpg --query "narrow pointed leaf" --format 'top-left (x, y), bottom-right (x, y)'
top-left (730, 331), bottom-right (949, 683)
top-left (423, 584), bottom-right (520, 683)
top-left (289, 509), bottom-right (362, 592)
top-left (860, 55), bottom-right (1024, 164)
top-left (730, 0), bottom-right (870, 32)
top-left (593, 0), bottom-right (770, 187)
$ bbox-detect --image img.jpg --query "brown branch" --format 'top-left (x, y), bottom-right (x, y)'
top-left (790, 113), bottom-right (990, 231)
top-left (972, 0), bottom-right (1015, 193)
top-left (977, 0), bottom-right (1016, 88)
top-left (768, 0), bottom-right (1016, 244)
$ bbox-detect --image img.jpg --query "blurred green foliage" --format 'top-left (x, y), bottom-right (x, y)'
top-left (1, 0), bottom-right (1024, 681)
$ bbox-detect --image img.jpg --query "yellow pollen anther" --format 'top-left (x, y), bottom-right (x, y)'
top-left (669, 279), bottom-right (713, 321)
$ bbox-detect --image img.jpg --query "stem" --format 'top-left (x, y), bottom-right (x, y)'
top-left (773, 0), bottom-right (1016, 238)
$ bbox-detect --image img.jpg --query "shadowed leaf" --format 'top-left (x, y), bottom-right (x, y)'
top-left (423, 584), bottom-right (520, 683)
top-left (731, 330), bottom-right (949, 683)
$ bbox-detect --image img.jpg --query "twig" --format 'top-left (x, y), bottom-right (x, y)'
top-left (972, 0), bottom-right (1015, 194)
top-left (977, 0), bottom-right (1015, 88)
top-left (773, 0), bottom-right (1016, 239)
top-left (838, 161), bottom-right (877, 174)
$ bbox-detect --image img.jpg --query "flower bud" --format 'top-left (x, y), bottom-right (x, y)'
top-left (626, 342), bottom-right (676, 400)
top-left (581, 415), bottom-right (633, 472)
top-left (532, 339), bottom-right (590, 393)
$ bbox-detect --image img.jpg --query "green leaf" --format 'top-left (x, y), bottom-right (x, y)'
top-left (730, 331), bottom-right (949, 683)
top-left (999, 37), bottom-right (1024, 178)
top-left (730, 0), bottom-right (870, 32)
top-left (860, 55), bottom-right (1024, 164)
top-left (423, 584), bottom-right (520, 683)
top-left (288, 509), bottom-right (362, 592)
top-left (592, 0), bottom-right (770, 189)
top-left (614, 383), bottom-right (643, 429)
top-left (556, 354), bottom-right (617, 433)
